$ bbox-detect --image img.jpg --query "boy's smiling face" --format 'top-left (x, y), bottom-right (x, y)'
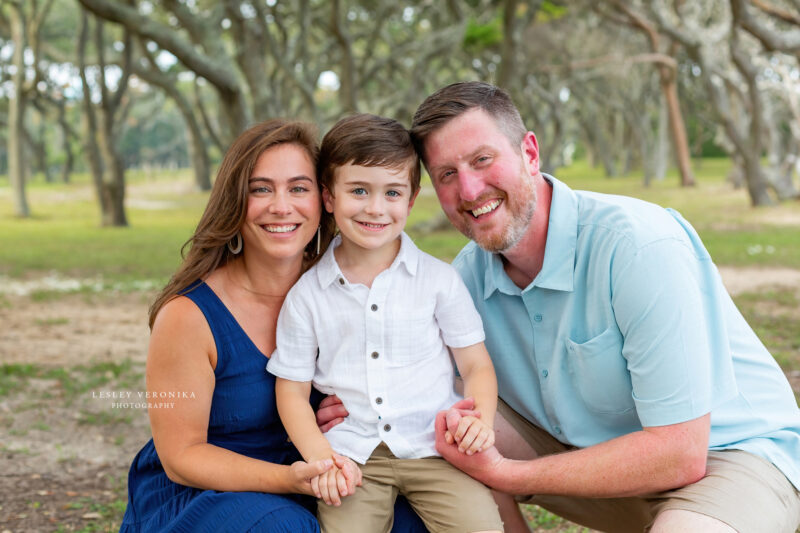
top-left (323, 162), bottom-right (418, 255)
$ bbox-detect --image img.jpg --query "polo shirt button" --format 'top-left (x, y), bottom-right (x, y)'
top-left (541, 369), bottom-right (548, 378)
top-left (383, 424), bottom-right (391, 432)
top-left (375, 397), bottom-right (383, 404)
top-left (338, 278), bottom-right (345, 285)
top-left (534, 314), bottom-right (542, 322)
top-left (554, 426), bottom-right (562, 434)
top-left (371, 304), bottom-right (378, 311)
top-left (371, 351), bottom-right (379, 359)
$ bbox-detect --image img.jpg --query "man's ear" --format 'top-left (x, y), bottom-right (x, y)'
top-left (322, 186), bottom-right (335, 213)
top-left (408, 187), bottom-right (421, 212)
top-left (521, 131), bottom-right (540, 176)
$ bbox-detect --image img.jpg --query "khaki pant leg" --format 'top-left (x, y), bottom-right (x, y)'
top-left (317, 445), bottom-right (399, 533)
top-left (394, 456), bottom-right (503, 533)
top-left (651, 450), bottom-right (800, 533)
top-left (498, 399), bottom-right (800, 533)
top-left (498, 399), bottom-right (655, 532)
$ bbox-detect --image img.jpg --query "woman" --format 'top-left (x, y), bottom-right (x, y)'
top-left (120, 120), bottom-right (425, 532)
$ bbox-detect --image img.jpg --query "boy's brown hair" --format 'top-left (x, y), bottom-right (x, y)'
top-left (318, 113), bottom-right (421, 195)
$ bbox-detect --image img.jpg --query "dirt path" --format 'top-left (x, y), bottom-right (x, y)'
top-left (0, 268), bottom-right (798, 531)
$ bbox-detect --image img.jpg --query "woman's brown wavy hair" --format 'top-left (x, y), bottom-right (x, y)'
top-left (148, 119), bottom-right (335, 329)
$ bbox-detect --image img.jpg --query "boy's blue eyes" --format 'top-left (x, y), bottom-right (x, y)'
top-left (349, 188), bottom-right (402, 198)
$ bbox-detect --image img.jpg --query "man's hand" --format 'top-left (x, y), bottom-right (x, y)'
top-left (316, 394), bottom-right (348, 433)
top-left (435, 407), bottom-right (507, 489)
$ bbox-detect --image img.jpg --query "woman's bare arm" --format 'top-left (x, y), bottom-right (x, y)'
top-left (147, 297), bottom-right (331, 495)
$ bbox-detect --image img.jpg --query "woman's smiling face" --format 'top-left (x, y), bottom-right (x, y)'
top-left (242, 143), bottom-right (321, 262)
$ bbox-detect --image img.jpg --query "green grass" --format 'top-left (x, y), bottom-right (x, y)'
top-left (0, 169), bottom-right (206, 284)
top-left (0, 360), bottom-right (143, 401)
top-left (0, 363), bottom-right (39, 396)
top-left (558, 159), bottom-right (800, 268)
top-left (733, 289), bottom-right (800, 371)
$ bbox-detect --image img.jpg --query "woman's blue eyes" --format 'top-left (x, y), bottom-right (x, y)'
top-left (352, 187), bottom-right (367, 195)
top-left (250, 186), bottom-right (309, 194)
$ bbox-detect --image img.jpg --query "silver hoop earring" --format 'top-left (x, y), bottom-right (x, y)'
top-left (316, 226), bottom-right (321, 255)
top-left (228, 232), bottom-right (243, 254)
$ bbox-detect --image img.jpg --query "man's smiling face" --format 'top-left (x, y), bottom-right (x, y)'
top-left (422, 108), bottom-right (537, 253)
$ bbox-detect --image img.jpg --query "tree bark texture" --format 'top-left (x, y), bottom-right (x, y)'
top-left (7, 2), bottom-right (31, 217)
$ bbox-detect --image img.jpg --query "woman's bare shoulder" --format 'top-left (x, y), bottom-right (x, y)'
top-left (150, 295), bottom-right (215, 367)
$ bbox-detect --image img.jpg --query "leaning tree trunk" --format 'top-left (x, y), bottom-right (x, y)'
top-left (661, 66), bottom-right (695, 186)
top-left (609, 2), bottom-right (695, 187)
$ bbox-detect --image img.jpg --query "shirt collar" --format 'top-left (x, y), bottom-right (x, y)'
top-left (316, 232), bottom-right (419, 288)
top-left (483, 174), bottom-right (577, 298)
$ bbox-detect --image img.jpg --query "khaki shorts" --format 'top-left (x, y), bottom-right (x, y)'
top-left (318, 443), bottom-right (503, 533)
top-left (498, 398), bottom-right (800, 533)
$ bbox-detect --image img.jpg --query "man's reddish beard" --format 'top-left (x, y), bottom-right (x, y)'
top-left (453, 165), bottom-right (536, 253)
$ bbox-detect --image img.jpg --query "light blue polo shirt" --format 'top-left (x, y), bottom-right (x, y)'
top-left (453, 175), bottom-right (800, 490)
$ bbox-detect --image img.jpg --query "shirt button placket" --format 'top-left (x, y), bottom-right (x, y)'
top-left (366, 288), bottom-right (388, 444)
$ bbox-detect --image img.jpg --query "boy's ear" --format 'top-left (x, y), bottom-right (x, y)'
top-left (322, 186), bottom-right (335, 214)
top-left (407, 187), bottom-right (421, 212)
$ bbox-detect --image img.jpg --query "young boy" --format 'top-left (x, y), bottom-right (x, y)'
top-left (268, 114), bottom-right (503, 533)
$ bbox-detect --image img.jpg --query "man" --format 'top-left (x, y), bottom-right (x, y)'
top-left (407, 81), bottom-right (800, 532)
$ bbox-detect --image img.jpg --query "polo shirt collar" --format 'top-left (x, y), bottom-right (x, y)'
top-left (483, 174), bottom-right (577, 298)
top-left (534, 175), bottom-right (577, 292)
top-left (316, 232), bottom-right (418, 288)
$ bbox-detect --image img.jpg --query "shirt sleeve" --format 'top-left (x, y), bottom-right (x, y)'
top-left (435, 264), bottom-right (486, 348)
top-left (611, 231), bottom-right (738, 428)
top-left (266, 286), bottom-right (319, 382)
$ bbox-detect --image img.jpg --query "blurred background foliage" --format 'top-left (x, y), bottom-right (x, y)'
top-left (0, 0), bottom-right (799, 228)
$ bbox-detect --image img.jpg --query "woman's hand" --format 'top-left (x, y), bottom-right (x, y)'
top-left (288, 459), bottom-right (334, 496)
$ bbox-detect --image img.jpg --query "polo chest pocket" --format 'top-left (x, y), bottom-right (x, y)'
top-left (565, 326), bottom-right (635, 415)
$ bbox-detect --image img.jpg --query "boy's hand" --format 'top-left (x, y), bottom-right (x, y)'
top-left (311, 454), bottom-right (361, 505)
top-left (332, 452), bottom-right (362, 495)
top-left (452, 414), bottom-right (495, 455)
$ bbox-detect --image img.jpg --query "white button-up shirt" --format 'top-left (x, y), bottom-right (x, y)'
top-left (268, 232), bottom-right (485, 463)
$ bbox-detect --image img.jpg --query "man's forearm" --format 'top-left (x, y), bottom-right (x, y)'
top-left (486, 415), bottom-right (710, 497)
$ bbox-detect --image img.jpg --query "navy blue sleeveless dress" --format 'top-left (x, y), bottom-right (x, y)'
top-left (120, 281), bottom-right (426, 532)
